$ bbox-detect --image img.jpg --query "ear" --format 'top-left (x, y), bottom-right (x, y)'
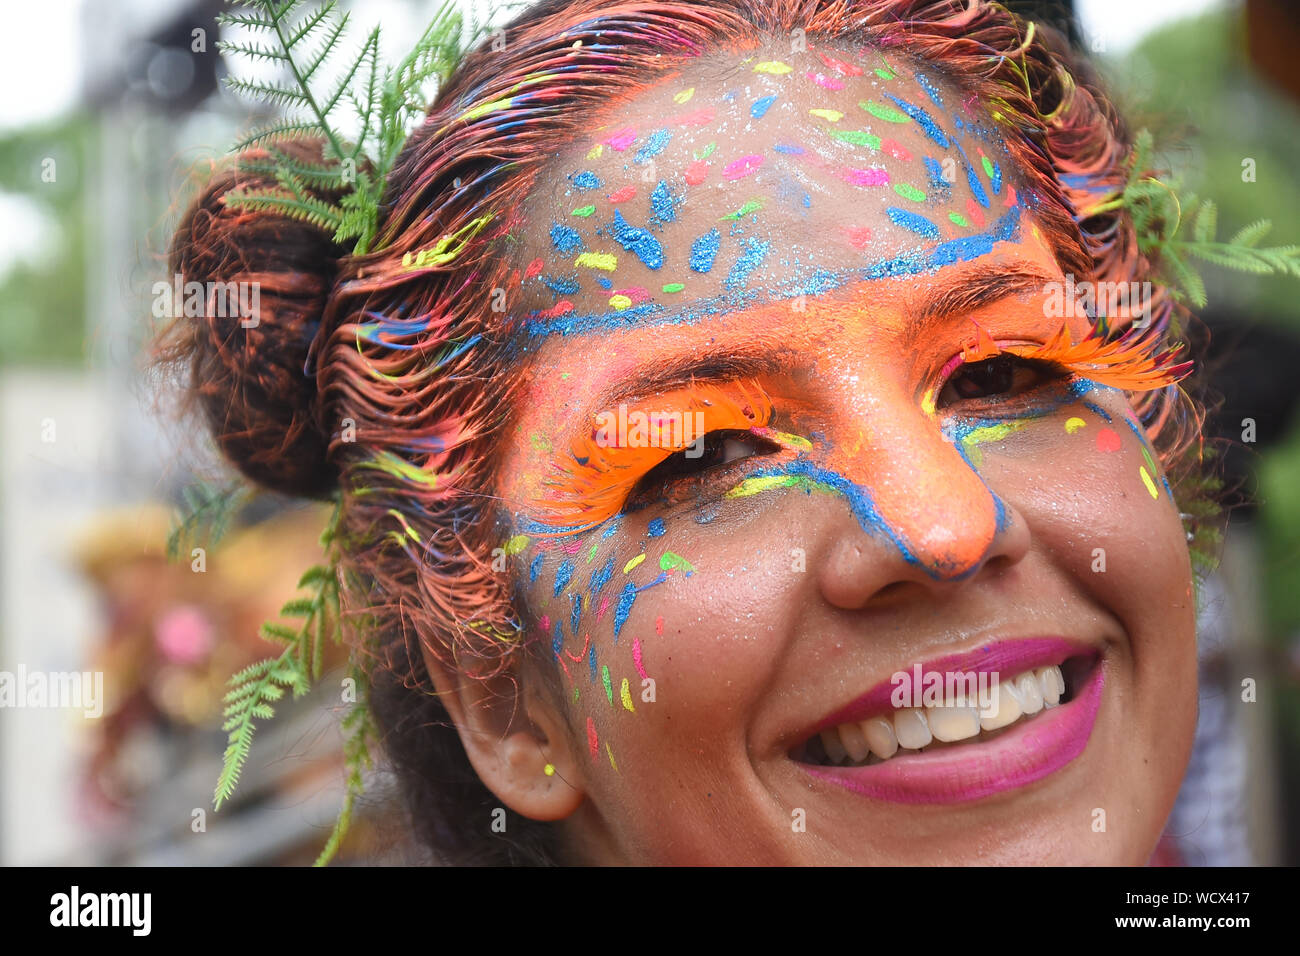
top-left (422, 643), bottom-right (586, 822)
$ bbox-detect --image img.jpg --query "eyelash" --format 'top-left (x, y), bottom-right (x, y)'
top-left (531, 380), bottom-right (776, 535)
top-left (943, 319), bottom-right (1193, 396)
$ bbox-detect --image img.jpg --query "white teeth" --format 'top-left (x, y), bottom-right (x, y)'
top-left (838, 720), bottom-right (872, 762)
top-left (1015, 672), bottom-right (1044, 715)
top-left (820, 728), bottom-right (848, 764)
top-left (925, 702), bottom-right (981, 742)
top-left (808, 662), bottom-right (1077, 767)
top-left (1036, 665), bottom-right (1063, 706)
top-left (861, 716), bottom-right (898, 759)
top-left (893, 708), bottom-right (932, 750)
top-left (980, 679), bottom-right (1023, 731)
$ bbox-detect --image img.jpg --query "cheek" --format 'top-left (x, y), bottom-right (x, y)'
top-left (978, 392), bottom-right (1198, 692)
top-left (511, 504), bottom-right (811, 782)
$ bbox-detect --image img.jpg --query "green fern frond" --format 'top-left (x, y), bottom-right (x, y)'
top-left (166, 481), bottom-right (249, 561)
top-left (222, 186), bottom-right (343, 232)
top-left (215, 647), bottom-right (306, 808)
top-left (230, 121), bottom-right (330, 154)
top-left (1116, 130), bottom-right (1300, 308)
top-left (313, 660), bottom-right (376, 867)
top-left (213, 498), bottom-right (342, 813)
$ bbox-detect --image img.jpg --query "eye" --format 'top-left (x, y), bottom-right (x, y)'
top-left (625, 428), bottom-right (780, 505)
top-left (937, 354), bottom-right (1061, 407)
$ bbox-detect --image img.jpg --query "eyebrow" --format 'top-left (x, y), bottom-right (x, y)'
top-left (592, 346), bottom-right (791, 411)
top-left (587, 261), bottom-right (1059, 412)
top-left (904, 262), bottom-right (1059, 342)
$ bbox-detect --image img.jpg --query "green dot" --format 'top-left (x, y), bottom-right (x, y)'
top-left (874, 67), bottom-right (895, 80)
top-left (861, 100), bottom-right (908, 123)
top-left (894, 183), bottom-right (926, 202)
top-left (981, 155), bottom-right (995, 178)
top-left (571, 205), bottom-right (596, 217)
top-left (949, 212), bottom-right (969, 227)
top-left (662, 282), bottom-right (685, 293)
top-left (831, 129), bottom-right (881, 149)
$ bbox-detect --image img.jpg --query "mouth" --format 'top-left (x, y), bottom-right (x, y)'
top-left (789, 638), bottom-right (1105, 804)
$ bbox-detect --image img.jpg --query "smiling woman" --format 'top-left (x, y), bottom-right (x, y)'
top-left (156, 0), bottom-right (1212, 865)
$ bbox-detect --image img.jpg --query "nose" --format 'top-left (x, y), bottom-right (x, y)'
top-left (814, 383), bottom-right (1031, 609)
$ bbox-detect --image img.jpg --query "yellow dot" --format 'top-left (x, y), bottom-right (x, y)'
top-left (1065, 417), bottom-right (1086, 434)
top-left (543, 763), bottom-right (555, 776)
top-left (608, 293), bottom-right (633, 311)
top-left (586, 143), bottom-right (604, 160)
top-left (623, 553), bottom-right (646, 574)
top-left (576, 251), bottom-right (618, 271)
top-left (674, 86), bottom-right (695, 104)
top-left (809, 108), bottom-right (844, 122)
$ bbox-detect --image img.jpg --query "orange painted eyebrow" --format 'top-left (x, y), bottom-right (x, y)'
top-left (904, 262), bottom-right (1060, 342)
top-left (591, 347), bottom-right (791, 413)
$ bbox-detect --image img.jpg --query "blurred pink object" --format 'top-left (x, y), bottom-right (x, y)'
top-left (154, 604), bottom-right (214, 665)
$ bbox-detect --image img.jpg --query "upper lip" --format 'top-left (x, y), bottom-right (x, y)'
top-left (792, 635), bottom-right (1101, 748)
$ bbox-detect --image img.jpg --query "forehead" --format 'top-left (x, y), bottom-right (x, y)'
top-left (509, 39), bottom-right (1028, 337)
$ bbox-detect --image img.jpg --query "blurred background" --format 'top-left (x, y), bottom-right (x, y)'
top-left (1, 0), bottom-right (1297, 865)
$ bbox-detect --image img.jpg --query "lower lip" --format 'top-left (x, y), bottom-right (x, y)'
top-left (802, 658), bottom-right (1105, 804)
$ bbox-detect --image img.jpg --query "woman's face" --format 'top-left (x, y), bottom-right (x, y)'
top-left (488, 41), bottom-right (1197, 864)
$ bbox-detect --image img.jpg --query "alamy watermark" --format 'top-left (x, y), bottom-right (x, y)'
top-left (1043, 274), bottom-right (1152, 328)
top-left (0, 665), bottom-right (103, 718)
top-left (890, 666), bottom-right (1000, 716)
top-left (594, 404), bottom-right (706, 457)
top-left (151, 273), bottom-right (261, 327)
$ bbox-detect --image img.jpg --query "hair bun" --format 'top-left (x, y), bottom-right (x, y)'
top-left (164, 138), bottom-right (347, 499)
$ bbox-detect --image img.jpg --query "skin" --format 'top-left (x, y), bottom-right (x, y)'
top-left (425, 40), bottom-right (1198, 864)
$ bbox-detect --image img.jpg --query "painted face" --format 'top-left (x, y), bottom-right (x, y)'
top-left (489, 41), bottom-right (1196, 864)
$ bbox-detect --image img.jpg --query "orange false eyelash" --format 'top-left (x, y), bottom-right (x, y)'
top-left (530, 379), bottom-right (776, 535)
top-left (959, 319), bottom-right (1193, 392)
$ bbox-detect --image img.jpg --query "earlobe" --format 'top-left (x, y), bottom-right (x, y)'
top-left (422, 647), bottom-right (587, 823)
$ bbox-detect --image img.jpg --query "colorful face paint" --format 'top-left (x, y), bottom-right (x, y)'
top-left (508, 47), bottom-right (1027, 340)
top-left (486, 41), bottom-right (1195, 872)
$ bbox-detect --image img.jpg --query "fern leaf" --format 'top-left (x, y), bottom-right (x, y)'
top-left (166, 482), bottom-right (247, 561)
top-left (286, 0), bottom-right (335, 48)
top-left (230, 121), bottom-right (326, 154)
top-left (1191, 200), bottom-right (1217, 244)
top-left (1159, 248), bottom-right (1207, 309)
top-left (1228, 219), bottom-right (1272, 248)
top-left (222, 187), bottom-right (343, 232)
top-left (223, 76), bottom-right (312, 109)
top-left (214, 646), bottom-right (303, 809)
top-left (299, 12), bottom-right (349, 83)
top-left (260, 620), bottom-right (301, 643)
top-left (216, 40), bottom-right (291, 63)
top-left (279, 597), bottom-right (319, 618)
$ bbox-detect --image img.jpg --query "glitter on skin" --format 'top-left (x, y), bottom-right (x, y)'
top-left (550, 223), bottom-right (584, 254)
top-left (553, 558), bottom-right (574, 597)
top-left (634, 128), bottom-right (672, 163)
top-left (724, 237), bottom-right (770, 291)
top-left (650, 180), bottom-right (680, 222)
top-left (883, 92), bottom-right (950, 148)
top-left (690, 229), bottom-right (721, 273)
top-left (606, 209), bottom-right (665, 269)
top-left (886, 206), bottom-right (941, 239)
